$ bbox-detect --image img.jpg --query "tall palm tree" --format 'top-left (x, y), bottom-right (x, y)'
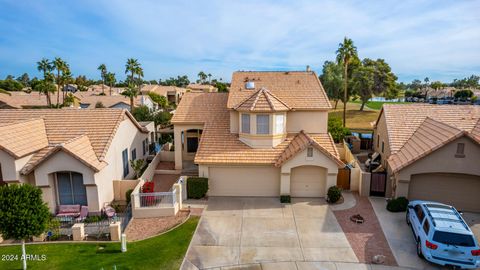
top-left (336, 37), bottom-right (358, 127)
top-left (125, 58), bottom-right (140, 85)
top-left (37, 58), bottom-right (53, 106)
top-left (134, 66), bottom-right (143, 89)
top-left (121, 84), bottom-right (139, 110)
top-left (105, 72), bottom-right (116, 96)
top-left (97, 64), bottom-right (107, 95)
top-left (53, 58), bottom-right (69, 106)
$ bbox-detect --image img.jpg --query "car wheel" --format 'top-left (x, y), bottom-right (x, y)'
top-left (406, 210), bottom-right (411, 225)
top-left (416, 239), bottom-right (424, 258)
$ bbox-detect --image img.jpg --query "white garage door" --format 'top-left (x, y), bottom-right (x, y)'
top-left (208, 166), bottom-right (280, 196)
top-left (291, 166), bottom-right (327, 197)
top-left (409, 173), bottom-right (480, 212)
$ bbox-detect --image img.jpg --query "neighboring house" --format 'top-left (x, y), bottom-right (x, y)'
top-left (63, 84), bottom-right (78, 93)
top-left (0, 109), bottom-right (154, 213)
top-left (186, 83), bottom-right (218, 93)
top-left (140, 85), bottom-right (186, 105)
top-left (373, 104), bottom-right (480, 212)
top-left (87, 84), bottom-right (124, 95)
top-left (0, 91), bottom-right (76, 109)
top-left (172, 71), bottom-right (344, 198)
top-left (78, 95), bottom-right (157, 111)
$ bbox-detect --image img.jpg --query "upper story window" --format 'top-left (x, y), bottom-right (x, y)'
top-left (307, 147), bottom-right (313, 157)
top-left (275, 114), bottom-right (285, 134)
top-left (455, 143), bottom-right (465, 158)
top-left (381, 142), bottom-right (384, 153)
top-left (256, 115), bottom-right (270, 134)
top-left (242, 114), bottom-right (250, 134)
top-left (122, 149), bottom-right (129, 177)
top-left (377, 135), bottom-right (380, 148)
top-left (131, 148), bottom-right (137, 161)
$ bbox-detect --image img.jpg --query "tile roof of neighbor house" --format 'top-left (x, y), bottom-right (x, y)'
top-left (0, 118), bottom-right (49, 158)
top-left (388, 118), bottom-right (468, 173)
top-left (227, 71), bottom-right (331, 110)
top-left (172, 92), bottom-right (341, 165)
top-left (187, 84), bottom-right (217, 92)
top-left (141, 85), bottom-right (186, 96)
top-left (380, 104), bottom-right (480, 154)
top-left (0, 91), bottom-right (69, 108)
top-left (0, 109), bottom-right (148, 173)
top-left (77, 95), bottom-right (152, 108)
top-left (234, 88), bottom-right (291, 112)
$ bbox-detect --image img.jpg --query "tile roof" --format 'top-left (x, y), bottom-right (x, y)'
top-left (380, 104), bottom-right (480, 154)
top-left (275, 131), bottom-right (344, 167)
top-left (470, 119), bottom-right (480, 142)
top-left (0, 119), bottom-right (49, 158)
top-left (388, 118), bottom-right (466, 173)
top-left (140, 85), bottom-right (186, 96)
top-left (172, 92), bottom-right (340, 165)
top-left (0, 109), bottom-right (147, 162)
top-left (234, 88), bottom-right (290, 112)
top-left (0, 91), bottom-right (69, 108)
top-left (77, 95), bottom-right (152, 108)
top-left (21, 135), bottom-right (107, 174)
top-left (186, 84), bottom-right (217, 92)
top-left (227, 71), bottom-right (331, 110)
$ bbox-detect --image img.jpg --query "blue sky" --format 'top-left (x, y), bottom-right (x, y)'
top-left (0, 0), bottom-right (479, 83)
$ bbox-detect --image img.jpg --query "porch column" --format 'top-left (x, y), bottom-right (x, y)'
top-left (174, 126), bottom-right (183, 170)
top-left (280, 172), bottom-right (291, 195)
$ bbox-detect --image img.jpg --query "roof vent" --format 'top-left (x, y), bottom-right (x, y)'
top-left (245, 81), bottom-right (255, 89)
top-left (306, 65), bottom-right (311, 72)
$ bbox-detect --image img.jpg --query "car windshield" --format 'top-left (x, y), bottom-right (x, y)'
top-left (433, 231), bottom-right (476, 247)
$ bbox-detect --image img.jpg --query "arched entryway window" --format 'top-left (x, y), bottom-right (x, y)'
top-left (56, 172), bottom-right (87, 206)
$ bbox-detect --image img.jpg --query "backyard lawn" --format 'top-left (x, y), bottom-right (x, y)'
top-left (329, 101), bottom-right (380, 131)
top-left (0, 216), bottom-right (199, 270)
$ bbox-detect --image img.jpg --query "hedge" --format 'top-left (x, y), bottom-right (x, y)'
top-left (187, 177), bottom-right (209, 199)
top-left (386, 197), bottom-right (409, 212)
top-left (280, 195), bottom-right (291, 203)
top-left (327, 186), bottom-right (342, 203)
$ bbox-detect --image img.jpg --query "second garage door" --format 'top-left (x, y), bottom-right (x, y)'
top-left (409, 173), bottom-right (480, 212)
top-left (291, 166), bottom-right (327, 197)
top-left (208, 166), bottom-right (280, 196)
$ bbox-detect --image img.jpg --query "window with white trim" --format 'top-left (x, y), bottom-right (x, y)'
top-left (256, 115), bottom-right (270, 134)
top-left (241, 114), bottom-right (250, 134)
top-left (275, 114), bottom-right (285, 134)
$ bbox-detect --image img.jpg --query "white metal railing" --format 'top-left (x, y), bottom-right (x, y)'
top-left (133, 188), bottom-right (177, 208)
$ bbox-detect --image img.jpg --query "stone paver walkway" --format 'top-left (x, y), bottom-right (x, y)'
top-left (333, 194), bottom-right (397, 266)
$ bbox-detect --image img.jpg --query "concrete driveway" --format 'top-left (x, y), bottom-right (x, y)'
top-left (370, 197), bottom-right (480, 270)
top-left (185, 197), bottom-right (358, 269)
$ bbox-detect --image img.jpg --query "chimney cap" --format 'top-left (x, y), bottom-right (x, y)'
top-left (306, 65), bottom-right (311, 72)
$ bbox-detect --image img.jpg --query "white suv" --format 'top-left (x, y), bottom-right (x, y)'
top-left (406, 200), bottom-right (480, 269)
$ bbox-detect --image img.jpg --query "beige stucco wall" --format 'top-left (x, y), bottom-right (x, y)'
top-left (174, 124), bottom-right (204, 169)
top-left (204, 165), bottom-right (281, 196)
top-left (280, 147), bottom-right (339, 197)
top-left (113, 179), bottom-right (140, 201)
top-left (238, 112), bottom-right (287, 148)
top-left (286, 111), bottom-right (328, 133)
top-left (372, 112), bottom-right (391, 165)
top-left (394, 137), bottom-right (480, 198)
top-left (0, 150), bottom-right (17, 181)
top-left (230, 110), bottom-right (239, 133)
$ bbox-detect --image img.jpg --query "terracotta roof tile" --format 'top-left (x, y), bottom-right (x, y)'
top-left (380, 104), bottom-right (480, 153)
top-left (0, 119), bottom-right (49, 158)
top-left (234, 88), bottom-right (290, 112)
top-left (78, 95), bottom-right (152, 108)
top-left (0, 91), bottom-right (69, 108)
top-left (140, 85), bottom-right (186, 96)
top-left (388, 117), bottom-right (466, 172)
top-left (228, 71), bottom-right (331, 110)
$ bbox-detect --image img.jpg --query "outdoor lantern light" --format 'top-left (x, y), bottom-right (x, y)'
top-left (121, 233), bottom-right (127, 252)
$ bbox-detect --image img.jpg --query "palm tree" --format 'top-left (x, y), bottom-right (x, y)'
top-left (37, 58), bottom-right (53, 106)
top-left (125, 58), bottom-right (140, 85)
top-left (97, 64), bottom-right (107, 94)
top-left (198, 71), bottom-right (207, 84)
top-left (60, 68), bottom-right (73, 102)
top-left (105, 72), bottom-right (116, 96)
top-left (207, 73), bottom-right (212, 83)
top-left (336, 37), bottom-right (358, 127)
top-left (53, 57), bottom-right (68, 106)
top-left (134, 66), bottom-right (144, 88)
top-left (121, 84), bottom-right (139, 110)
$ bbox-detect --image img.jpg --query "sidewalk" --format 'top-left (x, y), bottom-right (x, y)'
top-left (183, 261), bottom-right (416, 270)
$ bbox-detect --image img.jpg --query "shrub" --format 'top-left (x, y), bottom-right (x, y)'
top-left (85, 215), bottom-right (104, 223)
top-left (126, 189), bottom-right (133, 205)
top-left (327, 186), bottom-right (342, 203)
top-left (328, 117), bottom-right (351, 142)
top-left (280, 195), bottom-right (291, 203)
top-left (386, 197), bottom-right (409, 212)
top-left (187, 177), bottom-right (208, 199)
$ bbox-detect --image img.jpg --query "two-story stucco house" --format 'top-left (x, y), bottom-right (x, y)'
top-left (373, 104), bottom-right (480, 212)
top-left (0, 109), bottom-right (154, 213)
top-left (172, 71), bottom-right (344, 198)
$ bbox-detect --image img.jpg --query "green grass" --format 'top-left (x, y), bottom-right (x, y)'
top-left (0, 216), bottom-right (199, 270)
top-left (351, 100), bottom-right (408, 110)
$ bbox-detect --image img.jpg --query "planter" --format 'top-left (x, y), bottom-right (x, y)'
top-left (350, 214), bottom-right (365, 224)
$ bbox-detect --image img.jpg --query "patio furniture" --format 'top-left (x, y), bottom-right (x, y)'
top-left (75, 206), bottom-right (89, 222)
top-left (56, 204), bottom-right (81, 219)
top-left (103, 204), bottom-right (116, 219)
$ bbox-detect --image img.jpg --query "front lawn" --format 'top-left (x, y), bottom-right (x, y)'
top-left (0, 216), bottom-right (199, 270)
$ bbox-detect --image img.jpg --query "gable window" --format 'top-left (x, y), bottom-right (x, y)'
top-left (275, 114), bottom-right (285, 134)
top-left (455, 143), bottom-right (465, 158)
top-left (56, 172), bottom-right (87, 205)
top-left (307, 147), bottom-right (314, 157)
top-left (131, 148), bottom-right (137, 161)
top-left (256, 115), bottom-right (270, 134)
top-left (241, 114), bottom-right (250, 134)
top-left (122, 149), bottom-right (129, 177)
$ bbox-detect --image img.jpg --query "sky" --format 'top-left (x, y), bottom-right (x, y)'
top-left (0, 0), bottom-right (479, 83)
